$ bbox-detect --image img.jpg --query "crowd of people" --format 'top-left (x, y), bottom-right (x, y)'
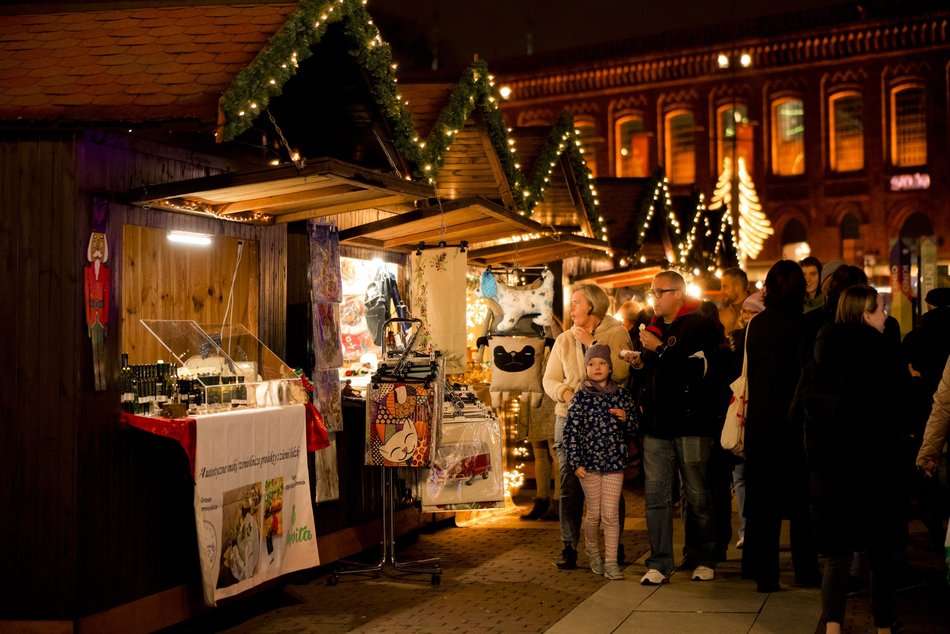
top-left (537, 258), bottom-right (950, 634)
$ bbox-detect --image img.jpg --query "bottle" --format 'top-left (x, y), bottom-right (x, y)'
top-left (120, 354), bottom-right (133, 412)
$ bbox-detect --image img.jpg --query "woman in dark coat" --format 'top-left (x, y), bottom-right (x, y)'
top-left (742, 260), bottom-right (820, 592)
top-left (798, 285), bottom-right (904, 633)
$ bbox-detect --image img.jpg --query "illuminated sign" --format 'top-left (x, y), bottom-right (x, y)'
top-left (889, 172), bottom-right (930, 191)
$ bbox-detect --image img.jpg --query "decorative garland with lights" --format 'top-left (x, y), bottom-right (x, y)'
top-left (218, 0), bottom-right (607, 241)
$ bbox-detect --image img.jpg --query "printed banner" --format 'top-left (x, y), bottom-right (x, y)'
top-left (889, 238), bottom-right (913, 337)
top-left (920, 236), bottom-right (938, 315)
top-left (194, 405), bottom-right (319, 605)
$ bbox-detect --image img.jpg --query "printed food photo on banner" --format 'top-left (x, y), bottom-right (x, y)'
top-left (218, 483), bottom-right (263, 589)
top-left (263, 477), bottom-right (284, 565)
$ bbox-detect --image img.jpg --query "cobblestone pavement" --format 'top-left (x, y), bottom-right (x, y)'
top-left (161, 490), bottom-right (650, 633)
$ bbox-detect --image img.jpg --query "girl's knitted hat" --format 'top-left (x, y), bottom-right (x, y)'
top-left (584, 343), bottom-right (612, 369)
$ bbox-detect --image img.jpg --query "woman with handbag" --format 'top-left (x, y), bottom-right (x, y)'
top-left (798, 285), bottom-right (905, 634)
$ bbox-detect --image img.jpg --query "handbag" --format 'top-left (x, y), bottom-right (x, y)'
top-left (720, 330), bottom-right (748, 457)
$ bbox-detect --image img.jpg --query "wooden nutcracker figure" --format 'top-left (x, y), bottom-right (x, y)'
top-left (84, 199), bottom-right (110, 391)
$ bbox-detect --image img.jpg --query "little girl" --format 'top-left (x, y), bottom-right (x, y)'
top-left (563, 343), bottom-right (636, 580)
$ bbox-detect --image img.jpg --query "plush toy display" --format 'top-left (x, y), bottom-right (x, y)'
top-left (480, 269), bottom-right (555, 332)
top-left (483, 335), bottom-right (548, 408)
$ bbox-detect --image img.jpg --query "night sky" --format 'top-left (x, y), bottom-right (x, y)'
top-left (366, 0), bottom-right (854, 72)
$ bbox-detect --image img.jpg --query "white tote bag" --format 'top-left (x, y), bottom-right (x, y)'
top-left (721, 332), bottom-right (748, 457)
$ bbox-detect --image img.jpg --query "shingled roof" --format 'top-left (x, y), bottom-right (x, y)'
top-left (0, 3), bottom-right (297, 124)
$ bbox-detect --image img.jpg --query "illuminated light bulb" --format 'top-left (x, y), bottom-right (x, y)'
top-left (423, 164), bottom-right (432, 171)
top-left (717, 53), bottom-right (729, 68)
top-left (238, 110), bottom-right (245, 116)
top-left (249, 102), bottom-right (257, 109)
top-left (269, 78), bottom-right (276, 85)
top-left (291, 152), bottom-right (300, 161)
top-left (740, 53), bottom-right (752, 67)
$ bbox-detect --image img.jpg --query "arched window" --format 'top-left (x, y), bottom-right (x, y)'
top-left (573, 116), bottom-right (602, 177)
top-left (716, 104), bottom-right (752, 175)
top-left (664, 110), bottom-right (695, 184)
top-left (829, 92), bottom-right (863, 172)
top-left (891, 86), bottom-right (927, 167)
top-left (771, 97), bottom-right (805, 176)
top-left (900, 212), bottom-right (933, 238)
top-left (780, 218), bottom-right (809, 260)
top-left (841, 213), bottom-right (861, 262)
top-left (614, 114), bottom-right (650, 177)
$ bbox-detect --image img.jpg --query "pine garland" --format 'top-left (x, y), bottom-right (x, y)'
top-left (218, 0), bottom-right (606, 241)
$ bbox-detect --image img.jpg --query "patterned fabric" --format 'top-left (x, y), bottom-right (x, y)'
top-left (313, 433), bottom-right (339, 503)
top-left (365, 380), bottom-right (442, 468)
top-left (564, 387), bottom-right (636, 472)
top-left (313, 302), bottom-right (343, 369)
top-left (485, 270), bottom-right (555, 331)
top-left (308, 222), bottom-right (342, 303)
top-left (579, 471), bottom-right (624, 562)
top-left (410, 247), bottom-right (467, 374)
top-left (312, 369), bottom-right (343, 432)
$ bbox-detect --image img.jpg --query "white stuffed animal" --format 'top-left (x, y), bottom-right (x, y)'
top-left (481, 269), bottom-right (555, 332)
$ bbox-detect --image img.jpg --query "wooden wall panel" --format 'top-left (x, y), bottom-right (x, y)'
top-left (120, 225), bottom-right (260, 364)
top-left (0, 135), bottom-right (80, 619)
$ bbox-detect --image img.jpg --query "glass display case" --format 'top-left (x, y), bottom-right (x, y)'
top-left (140, 320), bottom-right (304, 415)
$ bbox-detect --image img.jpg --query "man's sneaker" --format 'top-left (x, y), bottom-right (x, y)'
top-left (692, 565), bottom-right (715, 581)
top-left (640, 569), bottom-right (669, 585)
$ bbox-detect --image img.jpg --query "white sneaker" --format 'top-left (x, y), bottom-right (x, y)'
top-left (640, 569), bottom-right (669, 585)
top-left (692, 565), bottom-right (715, 581)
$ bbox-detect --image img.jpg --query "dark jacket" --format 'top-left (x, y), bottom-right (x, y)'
top-left (796, 322), bottom-right (906, 554)
top-left (744, 305), bottom-right (808, 515)
top-left (631, 299), bottom-right (726, 439)
top-left (564, 385), bottom-right (636, 472)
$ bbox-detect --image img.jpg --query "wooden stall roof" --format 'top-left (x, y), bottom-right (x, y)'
top-left (0, 3), bottom-right (298, 124)
top-left (400, 82), bottom-right (514, 206)
top-left (571, 264), bottom-right (667, 289)
top-left (512, 126), bottom-right (591, 233)
top-left (338, 197), bottom-right (543, 251)
top-left (467, 233), bottom-right (611, 268)
top-left (126, 158), bottom-right (433, 224)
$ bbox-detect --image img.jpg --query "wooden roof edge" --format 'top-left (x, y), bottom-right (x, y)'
top-left (126, 157), bottom-right (432, 205)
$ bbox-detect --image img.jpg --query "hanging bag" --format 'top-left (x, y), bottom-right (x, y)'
top-left (721, 330), bottom-right (749, 457)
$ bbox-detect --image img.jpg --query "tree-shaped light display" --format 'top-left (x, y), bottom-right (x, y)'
top-left (708, 156), bottom-right (772, 262)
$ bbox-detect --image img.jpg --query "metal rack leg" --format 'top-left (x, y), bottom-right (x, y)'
top-left (330, 466), bottom-right (441, 585)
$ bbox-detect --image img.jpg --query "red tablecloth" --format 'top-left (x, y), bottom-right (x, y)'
top-left (121, 412), bottom-right (197, 479)
top-left (121, 405), bottom-right (326, 480)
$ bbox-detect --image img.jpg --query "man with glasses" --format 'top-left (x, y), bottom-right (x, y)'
top-left (626, 271), bottom-right (723, 585)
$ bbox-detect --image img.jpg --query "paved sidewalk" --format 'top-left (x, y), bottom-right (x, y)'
top-left (161, 487), bottom-right (949, 634)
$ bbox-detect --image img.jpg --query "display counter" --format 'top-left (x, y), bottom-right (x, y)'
top-left (123, 404), bottom-right (319, 606)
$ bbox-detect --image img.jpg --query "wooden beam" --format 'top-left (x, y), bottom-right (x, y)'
top-left (215, 183), bottom-right (358, 215)
top-left (274, 194), bottom-right (409, 223)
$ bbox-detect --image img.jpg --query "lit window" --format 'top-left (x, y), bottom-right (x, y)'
top-left (830, 93), bottom-right (863, 172)
top-left (891, 86), bottom-right (926, 167)
top-left (771, 98), bottom-right (805, 175)
top-left (615, 115), bottom-right (650, 177)
top-left (573, 117), bottom-right (602, 177)
top-left (841, 212), bottom-right (861, 262)
top-left (665, 110), bottom-right (695, 184)
top-left (717, 104), bottom-right (752, 175)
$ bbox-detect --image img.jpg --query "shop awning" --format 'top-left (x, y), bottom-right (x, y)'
top-left (126, 158), bottom-right (433, 224)
top-left (467, 234), bottom-right (612, 268)
top-left (571, 264), bottom-right (666, 289)
top-left (338, 197), bottom-right (545, 251)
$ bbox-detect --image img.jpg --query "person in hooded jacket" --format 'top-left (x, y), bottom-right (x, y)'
top-left (797, 285), bottom-right (905, 634)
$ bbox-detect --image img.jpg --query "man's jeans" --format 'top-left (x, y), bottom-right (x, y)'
top-left (643, 434), bottom-right (717, 576)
